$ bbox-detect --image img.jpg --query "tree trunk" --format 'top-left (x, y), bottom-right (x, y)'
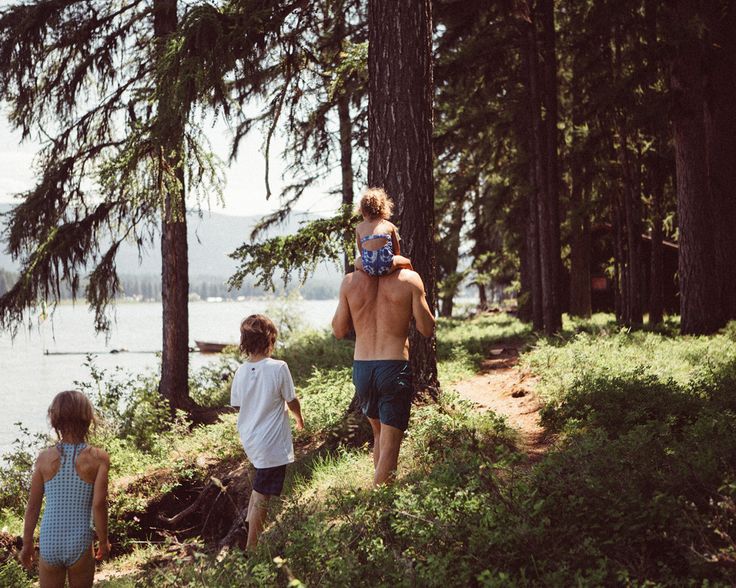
top-left (648, 163), bottom-right (665, 325)
top-left (478, 283), bottom-right (488, 312)
top-left (568, 57), bottom-right (591, 318)
top-left (541, 0), bottom-right (562, 330)
top-left (518, 210), bottom-right (533, 322)
top-left (671, 7), bottom-right (720, 334)
top-left (520, 16), bottom-right (543, 332)
top-left (155, 0), bottom-right (192, 412)
top-left (644, 0), bottom-right (664, 326)
top-left (704, 4), bottom-right (736, 323)
top-left (618, 119), bottom-right (643, 325)
top-left (524, 7), bottom-right (556, 335)
top-left (439, 199), bottom-right (464, 317)
top-left (337, 92), bottom-right (355, 274)
top-left (368, 0), bottom-right (438, 395)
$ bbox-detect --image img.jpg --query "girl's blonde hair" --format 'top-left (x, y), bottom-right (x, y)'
top-left (48, 390), bottom-right (96, 442)
top-left (359, 187), bottom-right (394, 220)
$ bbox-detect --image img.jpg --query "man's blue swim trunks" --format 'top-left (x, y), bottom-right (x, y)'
top-left (352, 360), bottom-right (413, 431)
top-left (360, 233), bottom-right (394, 276)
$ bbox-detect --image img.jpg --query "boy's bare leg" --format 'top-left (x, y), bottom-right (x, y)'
top-left (246, 490), bottom-right (270, 551)
top-left (67, 546), bottom-right (95, 588)
top-left (38, 557), bottom-right (69, 588)
top-left (368, 417), bottom-right (382, 468)
top-left (374, 423), bottom-right (403, 486)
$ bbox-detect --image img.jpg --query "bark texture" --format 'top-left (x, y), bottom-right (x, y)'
top-left (671, 12), bottom-right (719, 334)
top-left (541, 0), bottom-right (562, 331)
top-left (338, 93), bottom-right (355, 273)
top-left (704, 4), bottom-right (736, 323)
top-left (155, 0), bottom-right (192, 411)
top-left (368, 0), bottom-right (438, 394)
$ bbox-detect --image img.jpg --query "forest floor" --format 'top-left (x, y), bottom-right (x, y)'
top-left (452, 343), bottom-right (552, 460)
top-left (3, 313), bottom-right (736, 587)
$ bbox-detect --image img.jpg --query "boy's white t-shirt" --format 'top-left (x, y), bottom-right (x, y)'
top-left (230, 357), bottom-right (297, 469)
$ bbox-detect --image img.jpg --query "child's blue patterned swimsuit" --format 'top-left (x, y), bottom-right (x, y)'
top-left (39, 442), bottom-right (94, 567)
top-left (360, 233), bottom-right (394, 276)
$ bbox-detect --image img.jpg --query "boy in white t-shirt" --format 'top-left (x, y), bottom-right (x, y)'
top-left (230, 314), bottom-right (304, 550)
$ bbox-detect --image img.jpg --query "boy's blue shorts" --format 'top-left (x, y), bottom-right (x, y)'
top-left (253, 464), bottom-right (287, 496)
top-left (352, 360), bottom-right (413, 431)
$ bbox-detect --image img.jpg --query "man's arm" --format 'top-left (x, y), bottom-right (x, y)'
top-left (331, 276), bottom-right (353, 339)
top-left (410, 273), bottom-right (435, 337)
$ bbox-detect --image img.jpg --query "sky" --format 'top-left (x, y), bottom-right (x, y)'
top-left (0, 111), bottom-right (343, 219)
top-left (0, 0), bottom-right (347, 221)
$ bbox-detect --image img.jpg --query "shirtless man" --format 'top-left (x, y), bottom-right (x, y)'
top-left (332, 268), bottom-right (435, 485)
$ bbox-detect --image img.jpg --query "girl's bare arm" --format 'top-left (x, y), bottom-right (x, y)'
top-left (20, 458), bottom-right (45, 568)
top-left (92, 449), bottom-right (111, 559)
top-left (391, 227), bottom-right (402, 256)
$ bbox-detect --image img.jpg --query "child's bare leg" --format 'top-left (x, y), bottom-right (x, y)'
top-left (38, 557), bottom-right (68, 588)
top-left (66, 546), bottom-right (95, 588)
top-left (355, 257), bottom-right (364, 272)
top-left (246, 490), bottom-right (270, 551)
top-left (392, 255), bottom-right (413, 271)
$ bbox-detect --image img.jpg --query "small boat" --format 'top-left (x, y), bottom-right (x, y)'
top-left (194, 340), bottom-right (231, 353)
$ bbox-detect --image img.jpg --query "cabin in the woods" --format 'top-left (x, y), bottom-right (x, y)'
top-left (588, 224), bottom-right (679, 314)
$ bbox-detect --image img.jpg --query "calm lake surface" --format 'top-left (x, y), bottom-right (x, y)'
top-left (0, 299), bottom-right (339, 455)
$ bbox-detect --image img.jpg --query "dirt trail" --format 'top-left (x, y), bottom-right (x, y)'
top-left (452, 345), bottom-right (552, 459)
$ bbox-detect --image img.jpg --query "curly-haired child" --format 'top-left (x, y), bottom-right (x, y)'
top-left (354, 187), bottom-right (413, 276)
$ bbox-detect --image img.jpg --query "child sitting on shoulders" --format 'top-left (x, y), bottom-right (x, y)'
top-left (230, 314), bottom-right (304, 550)
top-left (21, 390), bottom-right (111, 588)
top-left (354, 187), bottom-right (413, 276)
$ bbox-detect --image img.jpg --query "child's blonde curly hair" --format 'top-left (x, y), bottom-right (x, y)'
top-left (358, 187), bottom-right (394, 220)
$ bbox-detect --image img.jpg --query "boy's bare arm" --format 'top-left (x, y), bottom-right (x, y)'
top-left (287, 398), bottom-right (304, 430)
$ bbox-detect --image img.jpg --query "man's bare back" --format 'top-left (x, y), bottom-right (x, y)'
top-left (332, 267), bottom-right (434, 485)
top-left (332, 269), bottom-right (434, 359)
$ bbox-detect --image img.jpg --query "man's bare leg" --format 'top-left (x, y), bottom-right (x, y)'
top-left (245, 490), bottom-right (270, 551)
top-left (374, 423), bottom-right (403, 485)
top-left (368, 417), bottom-right (382, 469)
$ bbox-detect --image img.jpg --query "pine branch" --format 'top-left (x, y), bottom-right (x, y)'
top-left (228, 206), bottom-right (357, 292)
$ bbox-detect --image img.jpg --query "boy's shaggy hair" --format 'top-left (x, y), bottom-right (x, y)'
top-left (240, 314), bottom-right (278, 356)
top-left (48, 390), bottom-right (95, 441)
top-left (359, 187), bottom-right (394, 220)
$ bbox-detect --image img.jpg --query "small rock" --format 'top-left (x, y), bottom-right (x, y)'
top-left (511, 390), bottom-right (526, 398)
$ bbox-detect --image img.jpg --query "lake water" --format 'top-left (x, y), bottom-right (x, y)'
top-left (0, 299), bottom-right (339, 455)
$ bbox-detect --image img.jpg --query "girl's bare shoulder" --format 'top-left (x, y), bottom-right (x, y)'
top-left (83, 445), bottom-right (110, 467)
top-left (36, 446), bottom-right (60, 466)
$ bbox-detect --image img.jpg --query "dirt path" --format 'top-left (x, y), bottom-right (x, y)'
top-left (452, 345), bottom-right (552, 459)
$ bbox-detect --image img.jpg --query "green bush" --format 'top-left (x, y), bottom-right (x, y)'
top-left (0, 558), bottom-right (33, 588)
top-left (0, 424), bottom-right (49, 517)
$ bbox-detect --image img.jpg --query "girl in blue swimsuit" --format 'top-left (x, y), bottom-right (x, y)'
top-left (21, 390), bottom-right (111, 588)
top-left (355, 187), bottom-right (413, 276)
